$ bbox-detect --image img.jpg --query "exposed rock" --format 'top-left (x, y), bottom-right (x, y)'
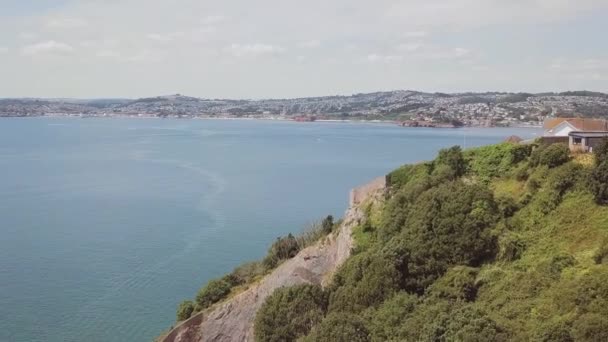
top-left (161, 177), bottom-right (386, 342)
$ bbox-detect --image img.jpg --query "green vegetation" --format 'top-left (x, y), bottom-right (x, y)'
top-left (254, 141), bottom-right (608, 341)
top-left (176, 300), bottom-right (194, 321)
top-left (254, 285), bottom-right (327, 341)
top-left (174, 216), bottom-right (337, 321)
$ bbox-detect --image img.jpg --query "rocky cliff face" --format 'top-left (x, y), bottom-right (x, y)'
top-left (161, 177), bottom-right (386, 342)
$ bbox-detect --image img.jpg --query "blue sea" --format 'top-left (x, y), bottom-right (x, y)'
top-left (0, 118), bottom-right (540, 342)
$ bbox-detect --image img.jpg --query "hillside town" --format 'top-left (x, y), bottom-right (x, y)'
top-left (1, 91), bottom-right (607, 127)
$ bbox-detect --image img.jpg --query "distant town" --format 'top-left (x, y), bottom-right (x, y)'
top-left (1, 90), bottom-right (607, 127)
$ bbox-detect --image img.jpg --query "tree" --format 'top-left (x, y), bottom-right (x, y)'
top-left (591, 161), bottom-right (608, 204)
top-left (593, 138), bottom-right (608, 166)
top-left (436, 146), bottom-right (467, 178)
top-left (176, 300), bottom-right (195, 321)
top-left (301, 313), bottom-right (370, 342)
top-left (262, 233), bottom-right (300, 269)
top-left (530, 144), bottom-right (571, 168)
top-left (400, 182), bottom-right (498, 293)
top-left (254, 285), bottom-right (327, 342)
top-left (195, 278), bottom-right (232, 309)
top-left (322, 215), bottom-right (334, 234)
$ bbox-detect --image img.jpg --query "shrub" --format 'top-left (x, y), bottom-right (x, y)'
top-left (498, 234), bottom-right (526, 262)
top-left (368, 293), bottom-right (418, 341)
top-left (321, 215), bottom-right (334, 234)
top-left (302, 312), bottom-right (370, 342)
top-left (228, 261), bottom-right (266, 286)
top-left (590, 161), bottom-right (608, 204)
top-left (435, 146), bottom-right (467, 178)
top-left (426, 266), bottom-right (480, 302)
top-left (593, 239), bottom-right (608, 265)
top-left (467, 143), bottom-right (531, 180)
top-left (572, 314), bottom-right (608, 342)
top-left (496, 195), bottom-right (519, 218)
top-left (531, 144), bottom-right (571, 168)
top-left (594, 138), bottom-right (608, 165)
top-left (254, 285), bottom-right (327, 342)
top-left (441, 306), bottom-right (509, 342)
top-left (400, 182), bottom-right (499, 293)
top-left (262, 234), bottom-right (300, 269)
top-left (329, 248), bottom-right (404, 313)
top-left (533, 320), bottom-right (574, 342)
top-left (195, 278), bottom-right (232, 309)
top-left (176, 300), bottom-right (195, 321)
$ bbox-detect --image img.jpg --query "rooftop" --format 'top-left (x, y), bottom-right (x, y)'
top-left (569, 131), bottom-right (608, 138)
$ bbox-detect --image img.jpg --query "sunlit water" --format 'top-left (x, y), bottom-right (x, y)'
top-left (0, 118), bottom-right (540, 342)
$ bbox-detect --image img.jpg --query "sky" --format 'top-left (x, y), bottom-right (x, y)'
top-left (0, 0), bottom-right (607, 99)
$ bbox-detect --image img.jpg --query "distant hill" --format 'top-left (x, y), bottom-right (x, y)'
top-left (1, 90), bottom-right (607, 122)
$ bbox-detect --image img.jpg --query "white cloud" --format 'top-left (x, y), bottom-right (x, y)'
top-left (22, 41), bottom-right (74, 56)
top-left (47, 17), bottom-right (87, 29)
top-left (0, 0), bottom-right (607, 97)
top-left (18, 32), bottom-right (38, 40)
top-left (548, 57), bottom-right (608, 81)
top-left (0, 47), bottom-right (8, 54)
top-left (452, 48), bottom-right (470, 58)
top-left (202, 15), bottom-right (226, 25)
top-left (367, 54), bottom-right (403, 64)
top-left (403, 31), bottom-right (427, 38)
top-left (397, 43), bottom-right (422, 52)
top-left (147, 32), bottom-right (186, 42)
top-left (297, 40), bottom-right (321, 48)
top-left (228, 44), bottom-right (286, 57)
top-left (96, 50), bottom-right (121, 58)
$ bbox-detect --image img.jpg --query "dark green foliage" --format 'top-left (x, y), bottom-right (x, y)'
top-left (176, 300), bottom-right (195, 321)
top-left (572, 314), bottom-right (608, 342)
top-left (498, 234), bottom-right (526, 262)
top-left (533, 320), bottom-right (574, 342)
top-left (594, 138), bottom-right (608, 165)
top-left (530, 143), bottom-right (571, 168)
top-left (195, 278), bottom-right (232, 309)
top-left (400, 182), bottom-right (498, 293)
top-left (426, 266), bottom-right (480, 302)
top-left (386, 163), bottom-right (431, 190)
top-left (367, 293), bottom-right (418, 341)
top-left (593, 239), bottom-right (608, 264)
top-left (435, 146), bottom-right (467, 178)
top-left (440, 306), bottom-right (509, 342)
top-left (254, 285), bottom-right (327, 342)
top-left (496, 195), bottom-right (519, 218)
top-left (591, 161), bottom-right (608, 204)
top-left (540, 253), bottom-right (577, 278)
top-left (467, 143), bottom-right (532, 180)
top-left (263, 233), bottom-right (300, 269)
top-left (329, 248), bottom-right (404, 313)
top-left (302, 313), bottom-right (370, 342)
top-left (228, 261), bottom-right (266, 286)
top-left (321, 215), bottom-right (334, 234)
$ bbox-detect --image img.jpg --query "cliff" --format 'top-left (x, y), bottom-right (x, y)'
top-left (161, 177), bottom-right (386, 342)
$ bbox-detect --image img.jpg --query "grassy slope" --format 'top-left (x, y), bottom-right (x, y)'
top-left (335, 143), bottom-right (608, 341)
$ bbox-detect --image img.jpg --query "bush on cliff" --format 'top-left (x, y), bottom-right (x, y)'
top-left (530, 143), bottom-right (571, 168)
top-left (254, 284), bottom-right (328, 342)
top-left (176, 300), bottom-right (195, 321)
top-left (195, 278), bottom-right (232, 310)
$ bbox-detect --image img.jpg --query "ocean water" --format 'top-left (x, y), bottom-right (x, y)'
top-left (0, 118), bottom-right (540, 342)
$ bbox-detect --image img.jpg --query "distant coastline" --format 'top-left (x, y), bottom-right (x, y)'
top-left (2, 114), bottom-right (543, 129)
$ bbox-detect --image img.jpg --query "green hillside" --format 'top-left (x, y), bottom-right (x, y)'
top-left (254, 141), bottom-right (608, 342)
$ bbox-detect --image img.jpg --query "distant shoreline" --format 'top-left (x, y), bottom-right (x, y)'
top-left (0, 114), bottom-right (543, 129)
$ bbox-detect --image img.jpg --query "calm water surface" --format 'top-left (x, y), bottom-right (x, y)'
top-left (0, 118), bottom-right (540, 342)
